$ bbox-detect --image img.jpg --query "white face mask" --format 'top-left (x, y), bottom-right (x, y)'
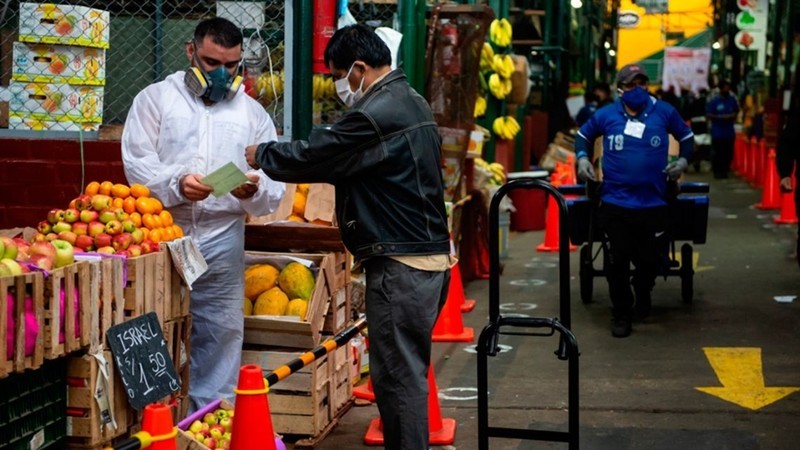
top-left (335, 63), bottom-right (365, 107)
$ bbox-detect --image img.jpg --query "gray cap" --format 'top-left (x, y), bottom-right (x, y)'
top-left (616, 64), bottom-right (649, 85)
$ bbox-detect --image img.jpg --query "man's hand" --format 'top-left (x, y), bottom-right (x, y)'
top-left (245, 144), bottom-right (261, 170)
top-left (577, 157), bottom-right (596, 182)
top-left (664, 157), bottom-right (688, 180)
top-left (180, 174), bottom-right (214, 202)
top-left (231, 173), bottom-right (260, 200)
top-left (780, 176), bottom-right (793, 193)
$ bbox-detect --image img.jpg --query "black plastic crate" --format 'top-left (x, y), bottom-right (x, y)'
top-left (0, 358), bottom-right (67, 450)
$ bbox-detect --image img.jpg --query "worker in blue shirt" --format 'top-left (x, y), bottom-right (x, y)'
top-left (574, 64), bottom-right (694, 337)
top-left (706, 80), bottom-right (740, 179)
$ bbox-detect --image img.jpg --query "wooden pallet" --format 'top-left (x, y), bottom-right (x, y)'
top-left (290, 397), bottom-right (355, 450)
top-left (42, 260), bottom-right (92, 359)
top-left (0, 272), bottom-right (45, 378)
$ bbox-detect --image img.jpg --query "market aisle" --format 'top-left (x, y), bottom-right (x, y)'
top-left (309, 169), bottom-right (800, 450)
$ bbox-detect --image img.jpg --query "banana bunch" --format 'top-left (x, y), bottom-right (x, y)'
top-left (488, 73), bottom-right (513, 100)
top-left (492, 115), bottom-right (521, 141)
top-left (480, 43), bottom-right (495, 71)
top-left (492, 54), bottom-right (515, 79)
top-left (489, 18), bottom-right (513, 48)
top-left (256, 71), bottom-right (284, 104)
top-left (475, 158), bottom-right (507, 185)
top-left (312, 74), bottom-right (336, 100)
top-left (474, 96), bottom-right (487, 118)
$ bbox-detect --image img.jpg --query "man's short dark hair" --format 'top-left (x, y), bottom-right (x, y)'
top-left (194, 17), bottom-right (243, 48)
top-left (324, 24), bottom-right (391, 71)
top-left (593, 82), bottom-right (611, 96)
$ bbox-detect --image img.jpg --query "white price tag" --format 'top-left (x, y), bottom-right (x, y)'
top-left (623, 120), bottom-right (646, 138)
top-left (166, 237), bottom-right (209, 289)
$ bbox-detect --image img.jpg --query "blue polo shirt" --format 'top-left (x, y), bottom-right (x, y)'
top-left (705, 94), bottom-right (739, 139)
top-left (577, 97), bottom-right (694, 208)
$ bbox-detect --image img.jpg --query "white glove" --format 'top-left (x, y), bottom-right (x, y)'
top-left (577, 157), bottom-right (596, 182)
top-left (664, 157), bottom-right (688, 180)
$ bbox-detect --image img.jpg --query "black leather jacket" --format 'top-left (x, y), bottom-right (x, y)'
top-left (255, 69), bottom-right (450, 260)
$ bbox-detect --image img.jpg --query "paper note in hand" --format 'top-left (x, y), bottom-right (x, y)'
top-left (200, 162), bottom-right (250, 197)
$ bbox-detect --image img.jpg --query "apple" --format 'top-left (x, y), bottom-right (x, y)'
top-left (14, 239), bottom-right (30, 261)
top-left (58, 231), bottom-right (78, 245)
top-left (114, 208), bottom-right (128, 221)
top-left (222, 431), bottom-right (231, 440)
top-left (218, 416), bottom-right (232, 432)
top-left (47, 208), bottom-right (66, 224)
top-left (94, 233), bottom-right (112, 248)
top-left (37, 220), bottom-right (52, 235)
top-left (195, 432), bottom-right (206, 442)
top-left (214, 409), bottom-right (229, 420)
top-left (96, 246), bottom-right (115, 255)
top-left (0, 264), bottom-right (12, 277)
top-left (32, 233), bottom-right (48, 242)
top-left (88, 221), bottom-right (106, 237)
top-left (112, 233), bottom-right (132, 251)
top-left (105, 220), bottom-right (122, 235)
top-left (219, 439), bottom-right (231, 449)
top-left (29, 241), bottom-right (57, 261)
top-left (209, 424), bottom-right (224, 439)
top-left (121, 219), bottom-right (136, 233)
top-left (74, 235), bottom-right (94, 251)
top-left (91, 194), bottom-right (112, 211)
top-left (72, 222), bottom-right (89, 236)
top-left (1, 237), bottom-right (18, 260)
top-left (130, 228), bottom-right (144, 244)
top-left (51, 239), bottom-right (74, 268)
top-left (79, 209), bottom-right (99, 223)
top-left (203, 412), bottom-right (217, 426)
top-left (98, 209), bottom-right (116, 224)
top-left (140, 240), bottom-right (157, 254)
top-left (74, 194), bottom-right (93, 211)
top-left (52, 221), bottom-right (72, 234)
top-left (126, 244), bottom-right (142, 257)
top-left (203, 437), bottom-right (217, 449)
top-left (189, 420), bottom-right (203, 434)
top-left (45, 233), bottom-right (58, 241)
top-left (68, 198), bottom-right (77, 209)
top-left (1, 258), bottom-right (23, 275)
top-left (29, 254), bottom-right (54, 271)
top-left (64, 208), bottom-right (80, 223)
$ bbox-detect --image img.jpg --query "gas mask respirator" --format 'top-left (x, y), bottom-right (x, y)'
top-left (184, 43), bottom-right (243, 103)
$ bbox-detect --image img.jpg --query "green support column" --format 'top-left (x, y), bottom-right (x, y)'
top-left (769, 0), bottom-right (784, 97)
top-left (484, 0), bottom-right (509, 164)
top-left (292, 0), bottom-right (313, 140)
top-left (400, 0), bottom-right (421, 94)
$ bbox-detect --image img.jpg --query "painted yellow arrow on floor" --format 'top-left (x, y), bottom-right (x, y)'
top-left (696, 347), bottom-right (800, 410)
top-left (676, 251), bottom-right (714, 272)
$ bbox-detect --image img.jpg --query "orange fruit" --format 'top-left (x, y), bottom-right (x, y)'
top-left (99, 181), bottom-right (113, 195)
top-left (129, 212), bottom-right (142, 227)
top-left (140, 227), bottom-right (149, 240)
top-left (287, 214), bottom-right (305, 222)
top-left (292, 192), bottom-right (307, 217)
top-left (85, 181), bottom-right (100, 196)
top-left (111, 183), bottom-right (131, 198)
top-left (149, 228), bottom-right (162, 243)
top-left (171, 225), bottom-right (184, 238)
top-left (112, 197), bottom-right (124, 209)
top-left (123, 197), bottom-right (137, 214)
top-left (158, 210), bottom-right (173, 227)
top-left (130, 183), bottom-right (150, 198)
top-left (135, 197), bottom-right (155, 214)
top-left (162, 226), bottom-right (175, 241)
top-left (141, 213), bottom-right (156, 230)
top-left (150, 197), bottom-right (163, 214)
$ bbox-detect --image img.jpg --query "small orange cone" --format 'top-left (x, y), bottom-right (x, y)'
top-left (747, 137), bottom-right (759, 183)
top-left (230, 365), bottom-right (276, 450)
top-left (537, 189), bottom-right (577, 252)
top-left (755, 149), bottom-right (781, 210)
top-left (140, 403), bottom-right (177, 450)
top-left (354, 375), bottom-right (376, 402)
top-left (363, 365), bottom-right (456, 446)
top-left (774, 189), bottom-right (798, 225)
top-left (432, 269), bottom-right (474, 342)
top-left (733, 134), bottom-right (745, 173)
top-left (754, 139), bottom-right (767, 187)
top-left (450, 262), bottom-right (476, 312)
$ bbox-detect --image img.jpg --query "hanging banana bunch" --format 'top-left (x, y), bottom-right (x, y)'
top-left (489, 18), bottom-right (513, 48)
top-left (492, 54), bottom-right (515, 79)
top-left (474, 96), bottom-right (487, 118)
top-left (488, 73), bottom-right (513, 100)
top-left (475, 158), bottom-right (507, 185)
top-left (492, 115), bottom-right (521, 141)
top-left (479, 43), bottom-right (495, 71)
top-left (312, 74), bottom-right (336, 101)
top-left (256, 71), bottom-right (284, 104)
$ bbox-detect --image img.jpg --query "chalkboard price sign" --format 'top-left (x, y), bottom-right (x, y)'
top-left (106, 312), bottom-right (181, 409)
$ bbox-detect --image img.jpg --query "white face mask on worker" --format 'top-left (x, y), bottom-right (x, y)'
top-left (335, 63), bottom-right (365, 107)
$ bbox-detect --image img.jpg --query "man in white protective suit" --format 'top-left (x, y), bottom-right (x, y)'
top-left (121, 17), bottom-right (285, 411)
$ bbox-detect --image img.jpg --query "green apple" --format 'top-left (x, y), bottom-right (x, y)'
top-left (64, 208), bottom-right (80, 223)
top-left (98, 209), bottom-right (116, 224)
top-left (0, 237), bottom-right (17, 260)
top-left (79, 209), bottom-right (99, 223)
top-left (0, 258), bottom-right (23, 275)
top-left (91, 194), bottom-right (112, 211)
top-left (96, 246), bottom-right (115, 255)
top-left (52, 221), bottom-right (72, 234)
top-left (51, 239), bottom-right (75, 268)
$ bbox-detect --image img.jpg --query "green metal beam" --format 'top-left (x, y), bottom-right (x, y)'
top-left (292, 0), bottom-right (313, 140)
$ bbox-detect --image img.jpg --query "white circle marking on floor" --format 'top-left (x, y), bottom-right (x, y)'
top-left (509, 279), bottom-right (547, 287)
top-left (439, 387), bottom-right (479, 401)
top-left (463, 344), bottom-right (512, 354)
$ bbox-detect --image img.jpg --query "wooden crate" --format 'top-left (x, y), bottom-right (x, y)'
top-left (42, 261), bottom-right (92, 359)
top-left (329, 343), bottom-right (354, 415)
top-left (243, 251), bottom-right (347, 349)
top-left (88, 257), bottom-right (126, 350)
top-left (0, 272), bottom-right (45, 378)
top-left (163, 316), bottom-right (192, 420)
top-left (123, 247), bottom-right (190, 326)
top-left (241, 347), bottom-right (332, 436)
top-left (66, 350), bottom-right (129, 448)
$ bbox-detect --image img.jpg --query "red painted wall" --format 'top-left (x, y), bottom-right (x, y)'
top-left (0, 138), bottom-right (126, 230)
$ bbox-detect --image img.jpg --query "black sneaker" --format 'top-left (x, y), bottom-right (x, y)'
top-left (633, 291), bottom-right (652, 320)
top-left (611, 319), bottom-right (632, 338)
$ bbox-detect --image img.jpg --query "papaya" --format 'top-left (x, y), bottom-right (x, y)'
top-left (244, 264), bottom-right (279, 300)
top-left (278, 262), bottom-right (315, 300)
top-left (243, 297), bottom-right (253, 316)
top-left (286, 298), bottom-right (309, 320)
top-left (253, 287), bottom-right (289, 316)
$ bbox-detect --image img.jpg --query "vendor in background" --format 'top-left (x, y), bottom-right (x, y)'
top-left (121, 18), bottom-right (285, 411)
top-left (575, 82), bottom-right (612, 126)
top-left (706, 80), bottom-right (740, 179)
top-left (245, 24), bottom-right (451, 450)
top-left (574, 64), bottom-right (694, 338)
top-left (776, 60), bottom-right (800, 269)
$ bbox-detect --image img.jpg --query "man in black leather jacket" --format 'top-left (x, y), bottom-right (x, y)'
top-left (246, 24), bottom-right (451, 450)
top-left (776, 59), bottom-right (800, 269)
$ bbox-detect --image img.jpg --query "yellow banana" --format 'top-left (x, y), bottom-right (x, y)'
top-left (489, 18), bottom-right (513, 47)
top-left (492, 117), bottom-right (507, 139)
top-left (480, 43), bottom-right (494, 71)
top-left (474, 96), bottom-right (487, 118)
top-left (488, 73), bottom-right (507, 100)
top-left (492, 55), bottom-right (514, 78)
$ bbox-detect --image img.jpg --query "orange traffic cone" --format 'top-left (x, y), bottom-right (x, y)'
top-left (354, 338), bottom-right (375, 402)
top-left (774, 190), bottom-right (798, 225)
top-left (747, 137), bottom-right (759, 183)
top-left (230, 365), bottom-right (276, 450)
top-left (140, 403), bottom-right (177, 450)
top-left (363, 365), bottom-right (456, 446)
top-left (537, 190), bottom-right (577, 252)
top-left (755, 139), bottom-right (767, 187)
top-left (755, 149), bottom-right (781, 210)
top-left (432, 270), bottom-right (474, 342)
top-left (733, 134), bottom-right (745, 174)
top-left (450, 262), bottom-right (476, 312)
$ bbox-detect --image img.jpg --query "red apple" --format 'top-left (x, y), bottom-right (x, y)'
top-left (130, 228), bottom-right (144, 244)
top-left (47, 208), bottom-right (66, 224)
top-left (126, 244), bottom-right (142, 257)
top-left (64, 208), bottom-right (80, 223)
top-left (203, 412), bottom-right (217, 426)
top-left (88, 221), bottom-right (106, 237)
top-left (58, 231), bottom-right (78, 245)
top-left (209, 424), bottom-right (225, 439)
top-left (68, 198), bottom-right (77, 209)
top-left (37, 220), bottom-right (52, 234)
top-left (96, 246), bottom-right (115, 255)
top-left (74, 235), bottom-right (94, 251)
top-left (79, 209), bottom-right (99, 223)
top-left (105, 220), bottom-right (122, 235)
top-left (91, 194), bottom-right (112, 211)
top-left (52, 221), bottom-right (72, 233)
top-left (51, 239), bottom-right (74, 268)
top-left (94, 233), bottom-right (112, 248)
top-left (29, 241), bottom-right (57, 262)
top-left (74, 194), bottom-right (93, 211)
top-left (29, 253), bottom-right (54, 271)
top-left (112, 233), bottom-right (132, 251)
top-left (203, 437), bottom-right (217, 449)
top-left (13, 238), bottom-right (30, 261)
top-left (140, 240), bottom-right (157, 254)
top-left (72, 222), bottom-right (89, 236)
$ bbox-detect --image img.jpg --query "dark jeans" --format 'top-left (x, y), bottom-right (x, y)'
top-left (711, 136), bottom-right (735, 178)
top-left (598, 203), bottom-right (668, 320)
top-left (363, 257), bottom-right (450, 450)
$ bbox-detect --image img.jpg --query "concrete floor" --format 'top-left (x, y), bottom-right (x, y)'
top-left (287, 169), bottom-right (800, 450)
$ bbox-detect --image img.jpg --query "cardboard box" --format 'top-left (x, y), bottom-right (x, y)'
top-left (12, 41), bottom-right (106, 86)
top-left (509, 55), bottom-right (529, 105)
top-left (18, 2), bottom-right (110, 49)
top-left (8, 80), bottom-right (103, 122)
